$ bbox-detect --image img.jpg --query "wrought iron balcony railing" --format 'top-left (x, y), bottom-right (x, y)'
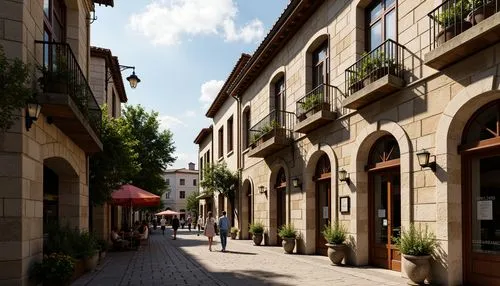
top-left (428, 0), bottom-right (499, 49)
top-left (36, 41), bottom-right (102, 136)
top-left (345, 39), bottom-right (405, 97)
top-left (296, 84), bottom-right (344, 121)
top-left (249, 110), bottom-right (294, 145)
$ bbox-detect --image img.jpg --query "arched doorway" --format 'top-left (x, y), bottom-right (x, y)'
top-left (315, 154), bottom-right (331, 255)
top-left (275, 167), bottom-right (287, 245)
top-left (241, 179), bottom-right (253, 239)
top-left (368, 135), bottom-right (401, 271)
top-left (461, 100), bottom-right (500, 285)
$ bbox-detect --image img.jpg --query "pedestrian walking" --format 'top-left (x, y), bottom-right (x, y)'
top-left (172, 215), bottom-right (180, 240)
top-left (160, 216), bottom-right (166, 235)
top-left (180, 217), bottom-right (185, 229)
top-left (203, 211), bottom-right (216, 251)
top-left (197, 215), bottom-right (203, 231)
top-left (187, 216), bottom-right (192, 232)
top-left (218, 211), bottom-right (230, 252)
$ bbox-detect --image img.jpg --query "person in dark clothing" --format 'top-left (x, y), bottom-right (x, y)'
top-left (172, 215), bottom-right (180, 240)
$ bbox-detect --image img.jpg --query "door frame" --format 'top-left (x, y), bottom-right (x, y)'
top-left (315, 175), bottom-right (331, 255)
top-left (276, 184), bottom-right (286, 245)
top-left (368, 162), bottom-right (401, 271)
top-left (462, 148), bottom-right (500, 284)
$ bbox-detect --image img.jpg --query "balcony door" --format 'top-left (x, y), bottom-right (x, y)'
top-left (273, 77), bottom-right (286, 125)
top-left (312, 42), bottom-right (328, 89)
top-left (367, 0), bottom-right (396, 51)
top-left (43, 0), bottom-right (66, 68)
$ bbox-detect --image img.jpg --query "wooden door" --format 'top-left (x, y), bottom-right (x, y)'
top-left (316, 178), bottom-right (331, 255)
top-left (369, 169), bottom-right (401, 271)
top-left (276, 186), bottom-right (286, 245)
top-left (463, 152), bottom-right (500, 285)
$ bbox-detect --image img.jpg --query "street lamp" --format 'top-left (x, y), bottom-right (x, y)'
top-left (338, 169), bottom-right (350, 185)
top-left (25, 101), bottom-right (41, 131)
top-left (416, 150), bottom-right (436, 172)
top-left (120, 65), bottom-right (141, 89)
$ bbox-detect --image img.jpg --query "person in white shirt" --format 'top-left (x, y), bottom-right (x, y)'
top-left (160, 216), bottom-right (166, 235)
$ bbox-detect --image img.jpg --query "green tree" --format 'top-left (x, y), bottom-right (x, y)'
top-left (185, 190), bottom-right (200, 217)
top-left (122, 105), bottom-right (176, 200)
top-left (200, 163), bottom-right (239, 220)
top-left (89, 108), bottom-right (140, 206)
top-left (0, 45), bottom-right (35, 130)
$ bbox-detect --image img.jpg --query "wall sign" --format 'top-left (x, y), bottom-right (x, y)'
top-left (477, 200), bottom-right (493, 220)
top-left (340, 196), bottom-right (350, 213)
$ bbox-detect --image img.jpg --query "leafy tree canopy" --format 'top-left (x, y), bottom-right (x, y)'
top-left (122, 105), bottom-right (176, 198)
top-left (185, 190), bottom-right (200, 216)
top-left (200, 163), bottom-right (238, 200)
top-left (0, 45), bottom-right (35, 130)
top-left (89, 107), bottom-right (140, 206)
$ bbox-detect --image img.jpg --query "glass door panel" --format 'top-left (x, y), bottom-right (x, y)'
top-left (316, 180), bottom-right (330, 255)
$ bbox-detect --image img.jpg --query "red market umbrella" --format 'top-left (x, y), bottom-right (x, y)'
top-left (111, 184), bottom-right (160, 207)
top-left (155, 210), bottom-right (181, 216)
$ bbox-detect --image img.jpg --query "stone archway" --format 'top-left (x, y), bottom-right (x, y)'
top-left (268, 157), bottom-right (290, 246)
top-left (43, 156), bottom-right (81, 233)
top-left (435, 73), bottom-right (499, 285)
top-left (302, 143), bottom-right (338, 254)
top-left (349, 120), bottom-right (411, 266)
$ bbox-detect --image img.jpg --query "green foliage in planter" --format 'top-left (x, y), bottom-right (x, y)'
top-left (249, 221), bottom-right (265, 234)
top-left (251, 120), bottom-right (282, 144)
top-left (394, 224), bottom-right (438, 256)
top-left (32, 253), bottom-right (75, 286)
top-left (0, 45), bottom-right (36, 131)
top-left (323, 221), bottom-right (347, 245)
top-left (278, 224), bottom-right (297, 239)
top-left (73, 231), bottom-right (99, 258)
top-left (301, 93), bottom-right (322, 112)
top-left (43, 223), bottom-right (99, 259)
top-left (97, 239), bottom-right (110, 252)
top-left (436, 0), bottom-right (472, 26)
top-left (230, 227), bottom-right (239, 234)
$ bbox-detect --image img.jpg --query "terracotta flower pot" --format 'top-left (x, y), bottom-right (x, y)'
top-left (252, 233), bottom-right (263, 246)
top-left (83, 254), bottom-right (99, 271)
top-left (281, 237), bottom-right (295, 254)
top-left (468, 2), bottom-right (496, 25)
top-left (403, 254), bottom-right (431, 285)
top-left (436, 21), bottom-right (472, 46)
top-left (325, 243), bottom-right (347, 265)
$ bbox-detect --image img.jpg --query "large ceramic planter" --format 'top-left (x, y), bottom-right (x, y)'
top-left (230, 232), bottom-right (237, 239)
top-left (281, 237), bottom-right (295, 254)
top-left (83, 254), bottom-right (99, 271)
top-left (325, 243), bottom-right (347, 265)
top-left (403, 254), bottom-right (431, 285)
top-left (468, 2), bottom-right (496, 25)
top-left (252, 233), bottom-right (263, 246)
top-left (71, 259), bottom-right (85, 281)
top-left (436, 21), bottom-right (472, 46)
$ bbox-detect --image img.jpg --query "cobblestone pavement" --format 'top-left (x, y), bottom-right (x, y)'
top-left (73, 228), bottom-right (409, 286)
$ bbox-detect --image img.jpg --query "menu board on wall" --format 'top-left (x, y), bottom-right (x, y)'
top-left (477, 200), bottom-right (493, 220)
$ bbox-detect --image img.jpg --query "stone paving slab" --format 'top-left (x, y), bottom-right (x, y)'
top-left (72, 228), bottom-right (409, 286)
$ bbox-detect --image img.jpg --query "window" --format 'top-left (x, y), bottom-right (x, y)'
top-left (312, 43), bottom-right (328, 89)
top-left (200, 158), bottom-right (203, 180)
top-left (227, 116), bottom-right (234, 153)
top-left (43, 0), bottom-right (66, 68)
top-left (207, 150), bottom-right (210, 164)
top-left (111, 90), bottom-right (117, 118)
top-left (243, 108), bottom-right (251, 148)
top-left (180, 179), bottom-right (185, 185)
top-left (166, 192), bottom-right (170, 199)
top-left (367, 0), bottom-right (396, 51)
top-left (218, 127), bottom-right (224, 159)
top-left (193, 179), bottom-right (197, 186)
top-left (274, 77), bottom-right (285, 112)
top-left (180, 191), bottom-right (186, 199)
top-left (166, 178), bottom-right (170, 185)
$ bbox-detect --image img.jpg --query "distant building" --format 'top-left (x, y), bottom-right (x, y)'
top-left (162, 163), bottom-right (199, 218)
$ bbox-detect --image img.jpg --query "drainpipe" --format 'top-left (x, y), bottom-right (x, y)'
top-left (232, 94), bottom-right (242, 231)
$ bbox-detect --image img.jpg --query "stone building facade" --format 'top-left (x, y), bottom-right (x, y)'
top-left (89, 46), bottom-right (127, 241)
top-left (161, 163), bottom-right (199, 219)
top-left (196, 0), bottom-right (500, 284)
top-left (0, 0), bottom-right (113, 284)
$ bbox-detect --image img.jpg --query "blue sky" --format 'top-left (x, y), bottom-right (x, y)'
top-left (91, 0), bottom-right (288, 169)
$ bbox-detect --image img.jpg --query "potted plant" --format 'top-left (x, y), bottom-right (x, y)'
top-left (323, 221), bottom-right (348, 265)
top-left (249, 221), bottom-right (265, 246)
top-left (74, 231), bottom-right (99, 272)
top-left (298, 93), bottom-right (330, 121)
top-left (278, 224), bottom-right (297, 254)
top-left (394, 224), bottom-right (438, 285)
top-left (230, 227), bottom-right (239, 239)
top-left (468, 0), bottom-right (497, 24)
top-left (436, 0), bottom-right (472, 45)
top-left (32, 253), bottom-right (75, 286)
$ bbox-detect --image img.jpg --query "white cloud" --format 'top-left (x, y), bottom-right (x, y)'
top-left (223, 18), bottom-right (265, 43)
top-left (172, 152), bottom-right (198, 169)
top-left (199, 79), bottom-right (224, 109)
top-left (159, 115), bottom-right (186, 131)
top-left (184, 110), bottom-right (197, 117)
top-left (128, 0), bottom-right (265, 45)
